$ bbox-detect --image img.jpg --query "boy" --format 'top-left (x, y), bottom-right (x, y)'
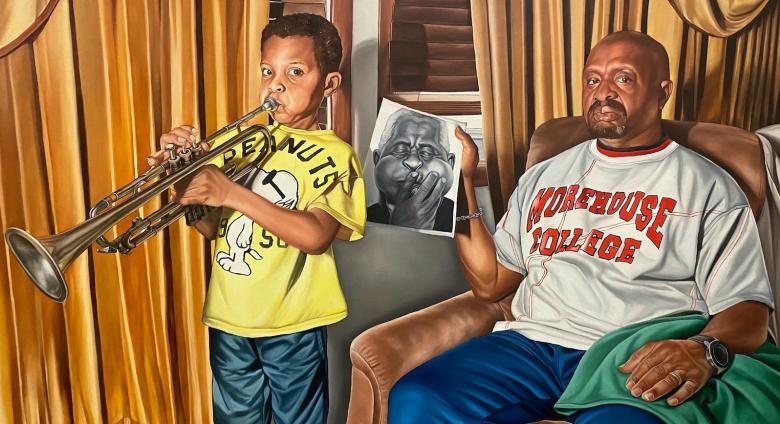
top-left (152, 13), bottom-right (365, 424)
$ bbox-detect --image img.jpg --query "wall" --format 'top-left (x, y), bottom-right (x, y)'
top-left (324, 2), bottom-right (496, 422)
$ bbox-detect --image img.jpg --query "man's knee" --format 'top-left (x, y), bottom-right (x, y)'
top-left (389, 369), bottom-right (448, 423)
top-left (573, 404), bottom-right (663, 424)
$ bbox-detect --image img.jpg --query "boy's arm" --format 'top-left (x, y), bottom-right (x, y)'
top-left (174, 164), bottom-right (340, 254)
top-left (190, 207), bottom-right (222, 240)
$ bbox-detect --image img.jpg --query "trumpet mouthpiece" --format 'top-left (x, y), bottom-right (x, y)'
top-left (261, 97), bottom-right (279, 112)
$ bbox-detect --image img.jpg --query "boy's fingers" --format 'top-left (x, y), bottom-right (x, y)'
top-left (171, 127), bottom-right (198, 141)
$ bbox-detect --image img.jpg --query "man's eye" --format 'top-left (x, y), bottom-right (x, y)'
top-left (586, 78), bottom-right (599, 86)
top-left (391, 146), bottom-right (410, 158)
top-left (418, 148), bottom-right (436, 161)
top-left (617, 75), bottom-right (632, 84)
top-left (288, 68), bottom-right (304, 77)
top-left (261, 68), bottom-right (272, 77)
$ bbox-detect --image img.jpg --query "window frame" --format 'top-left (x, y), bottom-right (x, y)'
top-left (378, 0), bottom-right (487, 186)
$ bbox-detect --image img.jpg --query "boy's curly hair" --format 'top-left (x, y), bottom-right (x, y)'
top-left (261, 13), bottom-right (343, 76)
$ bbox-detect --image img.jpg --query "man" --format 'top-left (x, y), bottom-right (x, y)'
top-left (368, 109), bottom-right (456, 232)
top-left (388, 31), bottom-right (774, 423)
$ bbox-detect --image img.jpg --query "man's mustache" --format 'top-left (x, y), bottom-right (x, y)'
top-left (587, 98), bottom-right (627, 118)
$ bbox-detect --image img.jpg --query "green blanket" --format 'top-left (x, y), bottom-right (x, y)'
top-left (554, 314), bottom-right (780, 423)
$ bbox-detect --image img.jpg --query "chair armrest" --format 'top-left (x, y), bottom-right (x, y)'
top-left (347, 291), bottom-right (504, 424)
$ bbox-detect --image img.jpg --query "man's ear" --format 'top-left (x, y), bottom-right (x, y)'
top-left (323, 71), bottom-right (342, 97)
top-left (373, 150), bottom-right (380, 165)
top-left (659, 80), bottom-right (673, 110)
top-left (448, 153), bottom-right (456, 169)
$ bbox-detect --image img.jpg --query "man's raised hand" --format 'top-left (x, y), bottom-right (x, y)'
top-left (455, 126), bottom-right (478, 180)
top-left (618, 339), bottom-right (714, 407)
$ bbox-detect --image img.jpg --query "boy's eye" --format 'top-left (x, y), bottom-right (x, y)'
top-left (288, 68), bottom-right (304, 77)
top-left (261, 68), bottom-right (272, 77)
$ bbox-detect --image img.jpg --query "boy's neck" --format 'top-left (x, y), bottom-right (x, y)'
top-left (281, 115), bottom-right (321, 131)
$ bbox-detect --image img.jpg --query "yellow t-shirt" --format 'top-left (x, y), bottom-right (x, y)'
top-left (202, 122), bottom-right (365, 337)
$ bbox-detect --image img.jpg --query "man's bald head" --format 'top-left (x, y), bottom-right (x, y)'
top-left (590, 31), bottom-right (670, 83)
top-left (582, 31), bottom-right (673, 142)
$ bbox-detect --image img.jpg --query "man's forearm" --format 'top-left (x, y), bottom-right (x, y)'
top-left (454, 177), bottom-right (511, 301)
top-left (700, 300), bottom-right (770, 354)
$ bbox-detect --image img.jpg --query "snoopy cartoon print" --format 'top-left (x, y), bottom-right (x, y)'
top-left (216, 168), bottom-right (299, 275)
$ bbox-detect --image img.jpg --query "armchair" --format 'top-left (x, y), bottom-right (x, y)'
top-left (346, 119), bottom-right (769, 424)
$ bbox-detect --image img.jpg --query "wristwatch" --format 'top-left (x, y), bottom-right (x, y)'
top-left (688, 335), bottom-right (731, 375)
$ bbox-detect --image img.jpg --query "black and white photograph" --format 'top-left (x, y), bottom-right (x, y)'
top-left (364, 99), bottom-right (463, 237)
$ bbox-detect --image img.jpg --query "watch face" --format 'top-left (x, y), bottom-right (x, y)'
top-left (711, 342), bottom-right (730, 367)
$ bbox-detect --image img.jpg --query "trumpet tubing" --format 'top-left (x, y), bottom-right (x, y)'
top-left (4, 98), bottom-right (279, 302)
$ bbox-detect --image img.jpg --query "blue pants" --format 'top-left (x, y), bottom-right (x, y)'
top-left (389, 330), bottom-right (662, 423)
top-left (209, 326), bottom-right (328, 424)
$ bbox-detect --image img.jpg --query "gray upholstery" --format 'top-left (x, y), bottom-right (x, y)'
top-left (326, 224), bottom-right (469, 423)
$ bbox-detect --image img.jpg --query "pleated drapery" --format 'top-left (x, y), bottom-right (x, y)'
top-left (0, 1), bottom-right (270, 422)
top-left (669, 0), bottom-right (770, 37)
top-left (471, 0), bottom-right (780, 218)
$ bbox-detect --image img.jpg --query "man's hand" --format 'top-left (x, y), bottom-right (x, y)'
top-left (455, 126), bottom-right (478, 180)
top-left (618, 339), bottom-right (714, 407)
top-left (390, 171), bottom-right (447, 229)
top-left (173, 164), bottom-right (236, 207)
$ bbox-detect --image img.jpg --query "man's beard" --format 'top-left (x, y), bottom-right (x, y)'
top-left (586, 99), bottom-right (628, 139)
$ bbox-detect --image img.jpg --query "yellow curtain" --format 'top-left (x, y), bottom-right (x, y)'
top-left (0, 0), bottom-right (58, 56)
top-left (471, 0), bottom-right (780, 217)
top-left (669, 0), bottom-right (769, 36)
top-left (0, 0), bottom-right (270, 422)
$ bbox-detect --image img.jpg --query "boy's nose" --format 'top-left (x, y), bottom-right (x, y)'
top-left (268, 76), bottom-right (285, 92)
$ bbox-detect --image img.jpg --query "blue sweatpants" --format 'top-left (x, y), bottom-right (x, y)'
top-left (209, 326), bottom-right (328, 424)
top-left (389, 330), bottom-right (663, 423)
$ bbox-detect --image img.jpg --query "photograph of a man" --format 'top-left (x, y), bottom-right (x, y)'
top-left (365, 101), bottom-right (462, 235)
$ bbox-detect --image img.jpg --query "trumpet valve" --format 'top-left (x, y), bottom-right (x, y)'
top-left (165, 144), bottom-right (178, 160)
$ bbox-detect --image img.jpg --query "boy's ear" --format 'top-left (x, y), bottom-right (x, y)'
top-left (323, 71), bottom-right (342, 97)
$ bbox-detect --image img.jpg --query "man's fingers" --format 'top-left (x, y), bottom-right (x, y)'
top-left (630, 361), bottom-right (669, 397)
top-left (642, 370), bottom-right (685, 402)
top-left (415, 171), bottom-right (440, 200)
top-left (396, 172), bottom-right (419, 203)
top-left (619, 342), bottom-right (658, 373)
top-left (454, 126), bottom-right (475, 146)
top-left (668, 380), bottom-right (701, 407)
top-left (423, 177), bottom-right (448, 207)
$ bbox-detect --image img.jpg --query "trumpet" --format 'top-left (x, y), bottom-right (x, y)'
top-left (4, 97), bottom-right (279, 302)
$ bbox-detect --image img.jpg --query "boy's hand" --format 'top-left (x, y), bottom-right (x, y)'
top-left (173, 165), bottom-right (236, 207)
top-left (455, 126), bottom-right (479, 180)
top-left (148, 125), bottom-right (203, 166)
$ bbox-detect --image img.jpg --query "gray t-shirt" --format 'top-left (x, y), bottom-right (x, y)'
top-left (493, 138), bottom-right (774, 350)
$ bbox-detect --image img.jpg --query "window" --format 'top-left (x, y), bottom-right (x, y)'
top-left (380, 0), bottom-right (486, 185)
top-left (379, 0), bottom-right (480, 112)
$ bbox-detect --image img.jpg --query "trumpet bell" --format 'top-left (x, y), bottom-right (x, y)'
top-left (5, 227), bottom-right (68, 302)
